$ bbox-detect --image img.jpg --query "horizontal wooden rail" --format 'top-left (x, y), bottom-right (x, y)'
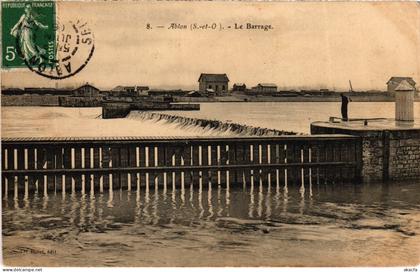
top-left (1, 134), bottom-right (362, 193)
top-left (2, 161), bottom-right (357, 175)
top-left (2, 135), bottom-right (358, 145)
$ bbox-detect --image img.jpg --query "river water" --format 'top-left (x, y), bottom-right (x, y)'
top-left (2, 102), bottom-right (420, 267)
top-left (3, 182), bottom-right (420, 266)
top-left (2, 102), bottom-right (419, 137)
top-left (150, 101), bottom-right (420, 134)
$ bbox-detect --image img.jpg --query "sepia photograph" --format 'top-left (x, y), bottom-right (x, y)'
top-left (1, 0), bottom-right (420, 269)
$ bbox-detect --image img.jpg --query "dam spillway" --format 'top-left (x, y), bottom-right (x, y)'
top-left (128, 111), bottom-right (299, 136)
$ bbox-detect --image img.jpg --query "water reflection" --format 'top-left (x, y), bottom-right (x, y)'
top-left (3, 179), bottom-right (420, 266)
top-left (207, 183), bottom-right (213, 221)
top-left (9, 179), bottom-right (419, 227)
top-left (152, 189), bottom-right (159, 225)
top-left (248, 183), bottom-right (254, 218)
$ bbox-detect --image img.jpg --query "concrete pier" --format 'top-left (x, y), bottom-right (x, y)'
top-left (102, 102), bottom-right (132, 118)
top-left (102, 102), bottom-right (200, 119)
top-left (311, 119), bottom-right (420, 182)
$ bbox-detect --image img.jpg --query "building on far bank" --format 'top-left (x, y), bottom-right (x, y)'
top-left (2, 88), bottom-right (24, 95)
top-left (2, 87), bottom-right (73, 96)
top-left (205, 89), bottom-right (216, 97)
top-left (232, 83), bottom-right (246, 92)
top-left (135, 86), bottom-right (150, 96)
top-left (273, 90), bottom-right (300, 97)
top-left (24, 87), bottom-right (59, 94)
top-left (186, 90), bottom-right (204, 97)
top-left (300, 89), bottom-right (332, 96)
top-left (73, 83), bottom-right (100, 97)
top-left (387, 77), bottom-right (416, 96)
top-left (250, 83), bottom-right (278, 93)
top-left (198, 73), bottom-right (229, 96)
top-left (149, 89), bottom-right (188, 97)
top-left (111, 85), bottom-right (150, 96)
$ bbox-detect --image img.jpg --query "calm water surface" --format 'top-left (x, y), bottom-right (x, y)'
top-left (3, 182), bottom-right (420, 266)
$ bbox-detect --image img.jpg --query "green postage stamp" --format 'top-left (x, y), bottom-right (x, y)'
top-left (2, 0), bottom-right (94, 79)
top-left (2, 1), bottom-right (56, 69)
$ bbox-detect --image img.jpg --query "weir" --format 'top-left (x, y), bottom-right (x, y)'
top-left (102, 102), bottom-right (200, 119)
top-left (1, 135), bottom-right (361, 194)
top-left (129, 111), bottom-right (298, 136)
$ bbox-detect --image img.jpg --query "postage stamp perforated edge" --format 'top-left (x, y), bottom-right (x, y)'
top-left (1, 0), bottom-right (56, 69)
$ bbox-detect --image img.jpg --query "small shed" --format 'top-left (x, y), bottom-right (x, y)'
top-left (233, 83), bottom-right (246, 92)
top-left (394, 79), bottom-right (415, 121)
top-left (387, 77), bottom-right (416, 96)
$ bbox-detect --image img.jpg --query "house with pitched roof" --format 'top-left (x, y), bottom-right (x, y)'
top-left (387, 77), bottom-right (416, 96)
top-left (198, 73), bottom-right (229, 95)
top-left (73, 83), bottom-right (100, 97)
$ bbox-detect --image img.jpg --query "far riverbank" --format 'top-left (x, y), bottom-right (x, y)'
top-left (2, 93), bottom-right (419, 106)
top-left (175, 93), bottom-right (406, 103)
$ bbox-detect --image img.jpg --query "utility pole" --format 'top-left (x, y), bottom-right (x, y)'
top-left (349, 80), bottom-right (354, 92)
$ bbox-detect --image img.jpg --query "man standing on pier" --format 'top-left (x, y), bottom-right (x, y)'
top-left (340, 93), bottom-right (351, 121)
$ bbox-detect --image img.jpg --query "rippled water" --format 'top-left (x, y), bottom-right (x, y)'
top-left (3, 181), bottom-right (420, 266)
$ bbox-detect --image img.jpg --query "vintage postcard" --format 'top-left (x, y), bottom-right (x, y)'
top-left (1, 0), bottom-right (420, 269)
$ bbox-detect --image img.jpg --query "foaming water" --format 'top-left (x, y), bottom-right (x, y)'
top-left (127, 111), bottom-right (241, 137)
top-left (3, 181), bottom-right (420, 266)
top-left (127, 111), bottom-right (298, 136)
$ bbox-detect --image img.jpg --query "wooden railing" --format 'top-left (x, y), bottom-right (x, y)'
top-left (1, 135), bottom-right (361, 193)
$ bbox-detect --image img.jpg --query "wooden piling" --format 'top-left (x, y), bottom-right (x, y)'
top-left (236, 143), bottom-right (246, 185)
top-left (46, 147), bottom-right (55, 191)
top-left (174, 146), bottom-right (182, 187)
top-left (111, 146), bottom-right (121, 190)
top-left (27, 147), bottom-right (36, 191)
top-left (210, 145), bottom-right (218, 184)
top-left (165, 145), bottom-right (174, 188)
top-left (219, 144), bottom-right (228, 186)
top-left (201, 145), bottom-right (209, 183)
top-left (148, 146), bottom-right (156, 188)
top-left (182, 146), bottom-right (192, 187)
top-left (139, 145), bottom-right (147, 188)
top-left (192, 145), bottom-right (200, 183)
top-left (120, 146), bottom-right (129, 189)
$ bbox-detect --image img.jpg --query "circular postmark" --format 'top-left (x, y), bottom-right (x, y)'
top-left (17, 19), bottom-right (94, 79)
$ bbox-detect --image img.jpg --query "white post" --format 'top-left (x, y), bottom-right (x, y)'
top-left (394, 80), bottom-right (415, 122)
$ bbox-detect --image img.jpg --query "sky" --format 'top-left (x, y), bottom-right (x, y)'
top-left (2, 1), bottom-right (420, 91)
